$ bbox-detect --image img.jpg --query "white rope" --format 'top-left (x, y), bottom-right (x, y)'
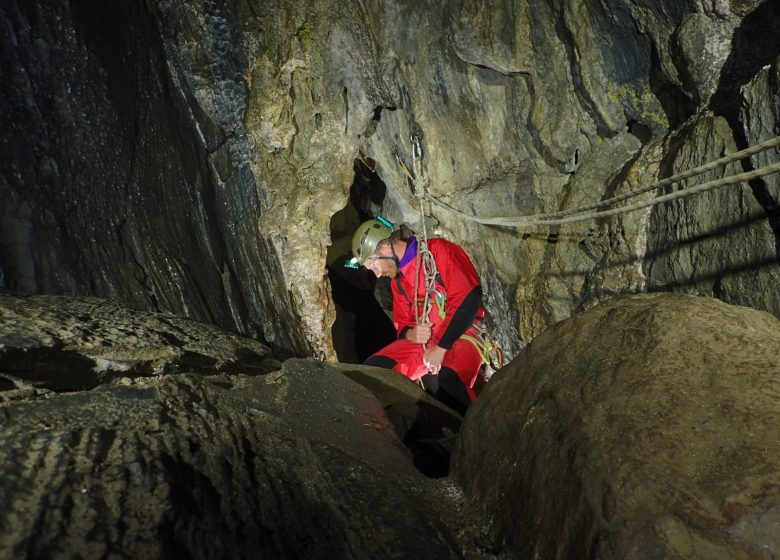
top-left (494, 135), bottom-right (780, 223)
top-left (405, 135), bottom-right (442, 375)
top-left (408, 136), bottom-right (439, 324)
top-left (395, 134), bottom-right (779, 379)
top-left (429, 159), bottom-right (780, 227)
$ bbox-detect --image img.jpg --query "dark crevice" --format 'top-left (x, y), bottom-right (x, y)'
top-left (469, 62), bottom-right (529, 77)
top-left (402, 404), bottom-right (459, 478)
top-left (398, 83), bottom-right (425, 142)
top-left (350, 157), bottom-right (387, 215)
top-left (364, 105), bottom-right (396, 138)
top-left (647, 40), bottom-right (696, 130)
top-left (327, 160), bottom-right (396, 363)
top-left (342, 86), bottom-right (349, 134)
top-left (0, 346), bottom-right (100, 391)
top-left (628, 121), bottom-right (653, 145)
top-left (342, 368), bottom-right (462, 478)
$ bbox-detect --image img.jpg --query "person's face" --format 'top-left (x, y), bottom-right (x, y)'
top-left (364, 242), bottom-right (397, 278)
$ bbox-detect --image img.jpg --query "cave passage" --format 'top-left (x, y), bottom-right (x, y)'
top-left (327, 159), bottom-right (396, 363)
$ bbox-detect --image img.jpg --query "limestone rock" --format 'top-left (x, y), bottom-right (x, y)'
top-left (453, 293), bottom-right (780, 559)
top-left (0, 296), bottom-right (468, 559)
top-left (0, 0), bottom-right (310, 359)
top-left (2, 0), bottom-right (780, 365)
top-left (0, 294), bottom-right (277, 394)
top-left (645, 116), bottom-right (780, 315)
top-left (0, 362), bottom-right (465, 559)
top-left (673, 13), bottom-right (735, 104)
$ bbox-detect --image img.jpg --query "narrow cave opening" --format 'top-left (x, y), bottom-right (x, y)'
top-left (327, 158), bottom-right (396, 363)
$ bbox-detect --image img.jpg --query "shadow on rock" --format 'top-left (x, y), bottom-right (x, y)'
top-left (338, 365), bottom-right (463, 478)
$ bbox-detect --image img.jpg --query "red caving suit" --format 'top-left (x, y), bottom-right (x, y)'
top-left (368, 236), bottom-right (485, 401)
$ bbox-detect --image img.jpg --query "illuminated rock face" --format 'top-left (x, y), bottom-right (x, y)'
top-left (2, 5), bottom-right (779, 555)
top-left (1, 1), bottom-right (779, 362)
top-left (453, 292), bottom-right (780, 559)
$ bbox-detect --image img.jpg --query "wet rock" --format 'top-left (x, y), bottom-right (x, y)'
top-left (453, 293), bottom-right (780, 559)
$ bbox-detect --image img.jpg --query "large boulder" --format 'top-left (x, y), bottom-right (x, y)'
top-left (453, 292), bottom-right (780, 559)
top-left (0, 295), bottom-right (466, 559)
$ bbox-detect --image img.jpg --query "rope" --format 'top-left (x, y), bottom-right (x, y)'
top-left (410, 136), bottom-right (439, 325)
top-left (486, 135), bottom-right (780, 223)
top-left (405, 135), bottom-right (444, 374)
top-left (412, 194), bottom-right (434, 327)
top-left (394, 133), bottom-right (779, 379)
top-left (405, 136), bottom-right (506, 375)
top-left (429, 159), bottom-right (780, 227)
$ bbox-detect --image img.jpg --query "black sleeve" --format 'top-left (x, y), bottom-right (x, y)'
top-left (437, 286), bottom-right (482, 349)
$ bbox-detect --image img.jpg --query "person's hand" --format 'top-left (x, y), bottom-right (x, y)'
top-left (422, 345), bottom-right (446, 374)
top-left (406, 323), bottom-right (432, 344)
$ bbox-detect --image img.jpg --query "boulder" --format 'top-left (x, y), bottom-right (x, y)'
top-left (453, 292), bottom-right (780, 559)
top-left (0, 295), bottom-right (466, 559)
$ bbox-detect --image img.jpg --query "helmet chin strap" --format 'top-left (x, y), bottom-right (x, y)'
top-left (389, 239), bottom-right (404, 274)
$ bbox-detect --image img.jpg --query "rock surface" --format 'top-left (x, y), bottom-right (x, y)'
top-left (1, 1), bottom-right (779, 364)
top-left (0, 295), bottom-right (472, 559)
top-left (4, 285), bottom-right (780, 559)
top-left (453, 292), bottom-right (780, 559)
top-left (0, 294), bottom-right (278, 393)
top-left (0, 0), bottom-right (309, 359)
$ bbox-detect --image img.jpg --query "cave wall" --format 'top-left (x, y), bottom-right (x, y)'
top-left (0, 0), bottom-right (307, 358)
top-left (248, 0), bottom-right (780, 357)
top-left (2, 0), bottom-right (779, 361)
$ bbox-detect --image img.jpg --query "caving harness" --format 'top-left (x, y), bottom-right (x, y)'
top-left (409, 260), bottom-right (504, 380)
